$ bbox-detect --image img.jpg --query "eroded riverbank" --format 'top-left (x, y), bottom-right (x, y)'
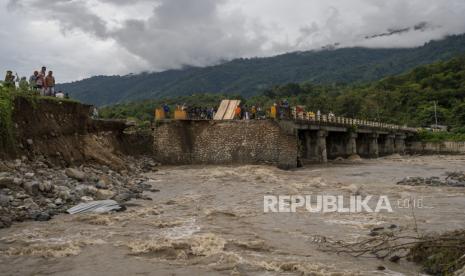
top-left (1, 155), bottom-right (465, 275)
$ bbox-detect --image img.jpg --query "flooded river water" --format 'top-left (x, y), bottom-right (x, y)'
top-left (1, 155), bottom-right (465, 275)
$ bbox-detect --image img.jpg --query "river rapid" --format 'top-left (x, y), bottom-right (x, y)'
top-left (1, 155), bottom-right (465, 276)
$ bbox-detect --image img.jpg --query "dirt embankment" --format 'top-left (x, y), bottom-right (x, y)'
top-left (0, 96), bottom-right (157, 229)
top-left (2, 96), bottom-right (152, 170)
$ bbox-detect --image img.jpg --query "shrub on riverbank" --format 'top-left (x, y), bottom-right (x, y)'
top-left (417, 130), bottom-right (465, 142)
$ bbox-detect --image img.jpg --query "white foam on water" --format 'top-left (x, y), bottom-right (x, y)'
top-left (161, 217), bottom-right (200, 239)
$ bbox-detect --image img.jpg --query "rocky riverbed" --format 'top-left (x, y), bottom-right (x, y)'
top-left (0, 156), bottom-right (159, 228)
top-left (1, 155), bottom-right (465, 275)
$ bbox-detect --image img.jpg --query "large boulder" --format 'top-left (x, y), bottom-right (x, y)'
top-left (65, 168), bottom-right (86, 181)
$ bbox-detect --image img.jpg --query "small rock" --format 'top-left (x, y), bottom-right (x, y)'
top-left (0, 177), bottom-right (15, 189)
top-left (33, 212), bottom-right (51, 221)
top-left (23, 198), bottom-right (39, 209)
top-left (15, 192), bottom-right (28, 199)
top-left (347, 184), bottom-right (366, 196)
top-left (26, 139), bottom-right (33, 145)
top-left (347, 154), bottom-right (362, 161)
top-left (24, 172), bottom-right (35, 178)
top-left (54, 198), bottom-right (63, 205)
top-left (389, 255), bottom-right (401, 263)
top-left (113, 192), bottom-right (133, 202)
top-left (81, 196), bottom-right (94, 202)
top-left (376, 266), bottom-right (386, 271)
top-left (58, 190), bottom-right (71, 201)
top-left (39, 181), bottom-right (54, 193)
top-left (0, 194), bottom-right (10, 207)
top-left (95, 189), bottom-right (115, 200)
top-left (65, 168), bottom-right (86, 181)
top-left (0, 162), bottom-right (11, 172)
top-left (96, 177), bottom-right (110, 189)
top-left (23, 182), bottom-right (40, 196)
top-left (0, 216), bottom-right (12, 228)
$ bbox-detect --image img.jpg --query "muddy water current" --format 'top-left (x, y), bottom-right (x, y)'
top-left (1, 155), bottom-right (465, 275)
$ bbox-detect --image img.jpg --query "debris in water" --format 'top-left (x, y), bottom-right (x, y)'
top-left (67, 200), bottom-right (122, 214)
top-left (397, 171), bottom-right (465, 187)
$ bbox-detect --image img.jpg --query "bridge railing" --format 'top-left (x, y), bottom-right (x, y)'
top-left (293, 112), bottom-right (417, 132)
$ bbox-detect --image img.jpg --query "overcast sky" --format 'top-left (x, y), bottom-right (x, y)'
top-left (1, 0), bottom-right (465, 83)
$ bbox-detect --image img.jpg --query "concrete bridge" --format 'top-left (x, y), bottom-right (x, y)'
top-left (278, 116), bottom-right (416, 164)
top-left (152, 116), bottom-right (417, 169)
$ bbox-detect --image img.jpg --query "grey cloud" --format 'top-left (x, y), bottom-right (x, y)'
top-left (3, 0), bottom-right (465, 81)
top-left (109, 0), bottom-right (267, 69)
top-left (9, 0), bottom-right (108, 38)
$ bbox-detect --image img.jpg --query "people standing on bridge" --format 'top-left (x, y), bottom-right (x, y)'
top-left (308, 111), bottom-right (315, 120)
top-left (251, 105), bottom-right (257, 119)
top-left (163, 104), bottom-right (170, 118)
top-left (257, 106), bottom-right (265, 119)
top-left (328, 111), bottom-right (335, 121)
top-left (234, 105), bottom-right (241, 120)
top-left (243, 105), bottom-right (250, 120)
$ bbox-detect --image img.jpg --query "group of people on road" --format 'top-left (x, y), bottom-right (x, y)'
top-left (162, 104), bottom-right (218, 120)
top-left (160, 99), bottom-right (335, 121)
top-left (3, 67), bottom-right (67, 98)
top-left (234, 105), bottom-right (265, 120)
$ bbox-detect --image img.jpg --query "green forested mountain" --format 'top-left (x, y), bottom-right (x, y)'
top-left (101, 55), bottom-right (465, 130)
top-left (60, 34), bottom-right (465, 106)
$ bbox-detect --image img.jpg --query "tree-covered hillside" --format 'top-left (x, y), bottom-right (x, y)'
top-left (60, 34), bottom-right (465, 106)
top-left (101, 55), bottom-right (465, 131)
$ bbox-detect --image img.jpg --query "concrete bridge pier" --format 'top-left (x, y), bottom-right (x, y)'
top-left (356, 133), bottom-right (378, 158)
top-left (317, 130), bottom-right (328, 163)
top-left (368, 133), bottom-right (379, 158)
top-left (302, 130), bottom-right (328, 163)
top-left (346, 132), bottom-right (358, 156)
top-left (326, 132), bottom-right (357, 159)
top-left (395, 134), bottom-right (406, 154)
top-left (381, 134), bottom-right (396, 155)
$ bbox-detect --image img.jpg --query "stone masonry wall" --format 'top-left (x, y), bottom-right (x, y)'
top-left (408, 141), bottom-right (465, 154)
top-left (153, 120), bottom-right (298, 169)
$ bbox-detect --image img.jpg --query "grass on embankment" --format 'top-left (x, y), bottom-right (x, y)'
top-left (0, 85), bottom-right (81, 153)
top-left (417, 130), bottom-right (465, 143)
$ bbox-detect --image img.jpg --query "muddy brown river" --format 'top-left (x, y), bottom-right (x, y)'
top-left (1, 155), bottom-right (465, 275)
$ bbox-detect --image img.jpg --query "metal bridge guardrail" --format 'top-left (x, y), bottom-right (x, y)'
top-left (292, 112), bottom-right (417, 133)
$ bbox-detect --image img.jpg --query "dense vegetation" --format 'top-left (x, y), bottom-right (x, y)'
top-left (0, 84), bottom-right (15, 153)
top-left (60, 34), bottom-right (465, 106)
top-left (101, 56), bottom-right (465, 134)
